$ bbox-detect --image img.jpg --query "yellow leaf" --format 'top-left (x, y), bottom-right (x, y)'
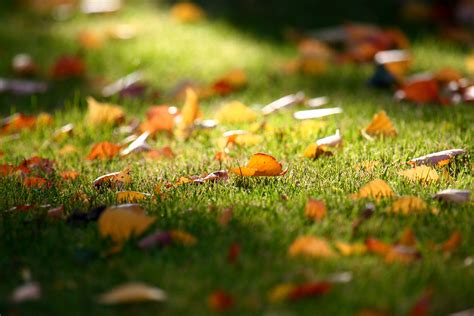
top-left (467, 53), bottom-right (474, 75)
top-left (171, 2), bottom-right (205, 23)
top-left (93, 167), bottom-right (132, 189)
top-left (298, 120), bottom-right (327, 138)
top-left (334, 241), bottom-right (367, 256)
top-left (231, 153), bottom-right (286, 176)
top-left (181, 88), bottom-right (202, 126)
top-left (86, 97), bottom-right (125, 126)
top-left (351, 179), bottom-right (395, 201)
top-left (59, 144), bottom-right (78, 156)
top-left (98, 282), bottom-right (167, 304)
top-left (398, 166), bottom-right (439, 184)
top-left (362, 111), bottom-right (397, 139)
top-left (116, 191), bottom-right (149, 203)
top-left (215, 101), bottom-right (257, 124)
top-left (98, 204), bottom-right (156, 244)
top-left (288, 236), bottom-right (336, 258)
top-left (355, 161), bottom-right (380, 172)
top-left (387, 196), bottom-right (435, 215)
top-left (304, 198), bottom-right (326, 221)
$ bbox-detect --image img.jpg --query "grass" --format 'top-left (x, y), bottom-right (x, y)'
top-left (1, 2), bottom-right (473, 315)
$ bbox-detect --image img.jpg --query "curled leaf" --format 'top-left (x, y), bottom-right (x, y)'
top-left (433, 189), bottom-right (471, 204)
top-left (408, 149), bottom-right (466, 167)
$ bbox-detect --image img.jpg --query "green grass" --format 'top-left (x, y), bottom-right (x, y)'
top-left (1, 2), bottom-right (473, 316)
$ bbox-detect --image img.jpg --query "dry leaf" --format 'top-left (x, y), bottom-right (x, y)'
top-left (59, 144), bottom-right (78, 156)
top-left (387, 196), bottom-right (436, 215)
top-left (355, 161), bottom-right (380, 172)
top-left (305, 198), bottom-right (326, 221)
top-left (120, 132), bottom-right (151, 156)
top-left (78, 30), bottom-right (103, 49)
top-left (467, 53), bottom-right (474, 74)
top-left (170, 230), bottom-right (197, 246)
top-left (304, 130), bottom-right (342, 158)
top-left (171, 2), bottom-right (205, 23)
top-left (87, 141), bottom-right (122, 160)
top-left (23, 176), bottom-right (49, 188)
top-left (351, 179), bottom-right (395, 201)
top-left (60, 170), bottom-right (79, 180)
top-left (116, 191), bottom-right (149, 203)
top-left (86, 97), bottom-right (125, 126)
top-left (98, 204), bottom-right (156, 244)
top-left (98, 282), bottom-right (167, 304)
top-left (396, 76), bottom-right (439, 104)
top-left (215, 101), bottom-right (257, 124)
top-left (93, 167), bottom-right (131, 190)
top-left (408, 149), bottom-right (466, 167)
top-left (362, 111), bottom-right (397, 139)
top-left (288, 236), bottom-right (336, 258)
top-left (211, 69), bottom-right (247, 95)
top-left (398, 166), bottom-right (439, 184)
top-left (287, 281), bottom-right (332, 301)
top-left (231, 153), bottom-right (287, 176)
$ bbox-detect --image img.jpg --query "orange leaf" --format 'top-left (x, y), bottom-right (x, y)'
top-left (362, 111), bottom-right (398, 139)
top-left (140, 105), bottom-right (178, 134)
top-left (93, 167), bottom-right (131, 190)
top-left (365, 238), bottom-right (392, 256)
top-left (87, 142), bottom-right (122, 160)
top-left (288, 236), bottom-right (336, 258)
top-left (116, 191), bottom-right (149, 203)
top-left (387, 196), bottom-right (435, 215)
top-left (169, 230), bottom-right (197, 246)
top-left (304, 198), bottom-right (326, 221)
top-left (397, 228), bottom-right (417, 247)
top-left (287, 281), bottom-right (332, 301)
top-left (211, 69), bottom-right (247, 95)
top-left (396, 76), bottom-right (439, 104)
top-left (60, 170), bottom-right (79, 180)
top-left (335, 241), bottom-right (367, 256)
top-left (231, 153), bottom-right (286, 177)
top-left (351, 179), bottom-right (395, 201)
top-left (23, 176), bottom-right (49, 188)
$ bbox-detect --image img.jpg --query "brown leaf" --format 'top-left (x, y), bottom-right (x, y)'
top-left (287, 281), bottom-right (332, 301)
top-left (433, 189), bottom-right (471, 204)
top-left (396, 75), bottom-right (439, 104)
top-left (50, 55), bottom-right (85, 79)
top-left (93, 167), bottom-right (131, 190)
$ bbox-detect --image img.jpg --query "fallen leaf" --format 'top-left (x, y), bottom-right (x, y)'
top-left (207, 291), bottom-right (235, 312)
top-left (139, 105), bottom-right (178, 134)
top-left (365, 238), bottom-right (392, 256)
top-left (387, 196), bottom-right (436, 215)
top-left (145, 146), bottom-right (175, 160)
top-left (50, 55), bottom-right (85, 79)
top-left (304, 198), bottom-right (326, 221)
top-left (362, 111), bottom-right (397, 139)
top-left (433, 189), bottom-right (471, 204)
top-left (227, 242), bottom-right (240, 264)
top-left (98, 282), bottom-right (167, 304)
top-left (261, 92), bottom-right (306, 115)
top-left (293, 107), bottom-right (342, 120)
top-left (231, 153), bottom-right (287, 176)
top-left (86, 97), bottom-right (125, 126)
top-left (120, 131), bottom-right (150, 156)
top-left (59, 144), bottom-right (78, 156)
top-left (304, 130), bottom-right (342, 158)
top-left (409, 289), bottom-right (432, 316)
top-left (116, 191), bottom-right (149, 203)
top-left (98, 204), bottom-right (156, 244)
top-left (397, 228), bottom-right (417, 247)
top-left (23, 176), bottom-right (49, 188)
top-left (78, 30), bottom-right (103, 49)
top-left (137, 230), bottom-right (172, 250)
top-left (396, 75), bottom-right (439, 104)
top-left (171, 2), bottom-right (206, 23)
top-left (87, 141), bottom-right (122, 160)
top-left (351, 179), bottom-right (395, 201)
top-left (176, 88), bottom-right (202, 138)
top-left (215, 101), bottom-right (257, 124)
top-left (355, 161), bottom-right (381, 172)
top-left (47, 205), bottom-right (64, 219)
top-left (335, 241), bottom-right (367, 256)
top-left (93, 167), bottom-right (131, 190)
top-left (288, 236), bottom-right (336, 258)
top-left (408, 149), bottom-right (466, 167)
top-left (398, 166), bottom-right (439, 184)
top-left (19, 156), bottom-right (55, 175)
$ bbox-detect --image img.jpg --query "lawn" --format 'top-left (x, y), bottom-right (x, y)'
top-left (0, 1), bottom-right (473, 316)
